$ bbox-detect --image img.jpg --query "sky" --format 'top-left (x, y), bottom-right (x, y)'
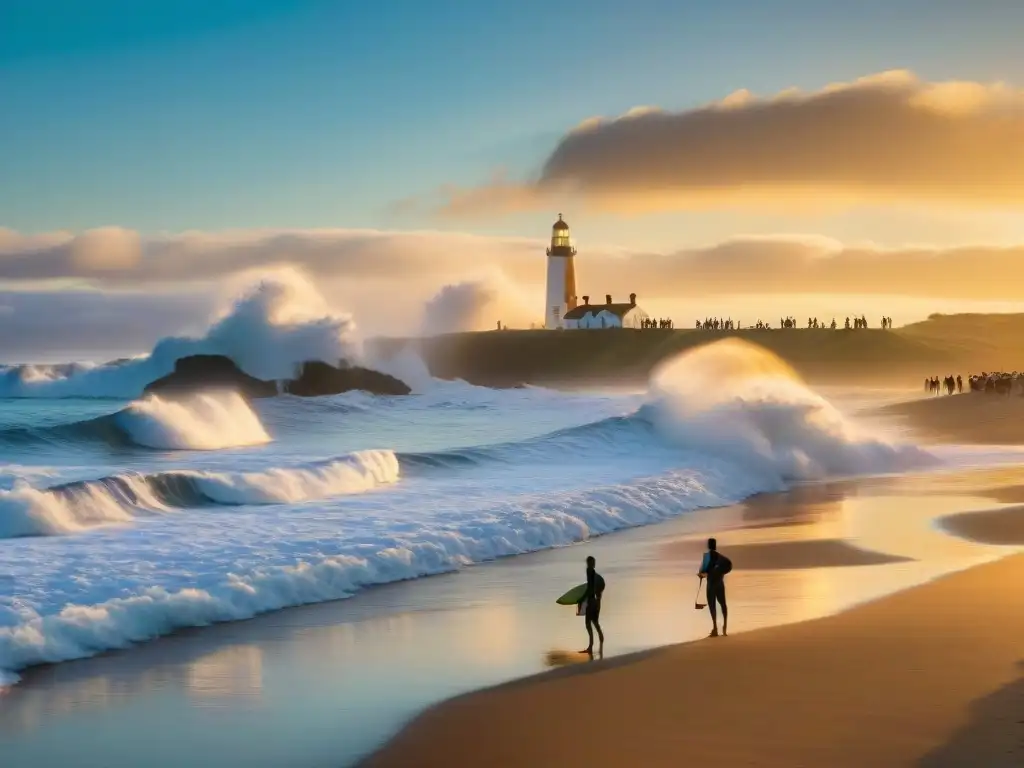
top-left (3, 0), bottom-right (1024, 360)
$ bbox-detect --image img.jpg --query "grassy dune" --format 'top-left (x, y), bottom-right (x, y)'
top-left (371, 313), bottom-right (1024, 388)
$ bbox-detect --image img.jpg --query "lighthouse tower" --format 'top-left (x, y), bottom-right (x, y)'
top-left (544, 214), bottom-right (578, 329)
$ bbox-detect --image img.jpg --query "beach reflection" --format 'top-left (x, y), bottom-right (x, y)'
top-left (544, 649), bottom-right (601, 668)
top-left (186, 645), bottom-right (263, 703)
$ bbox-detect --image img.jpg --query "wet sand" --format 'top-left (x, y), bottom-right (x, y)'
top-left (364, 553), bottom-right (1024, 768)
top-left (940, 505), bottom-right (1024, 545)
top-left (4, 466), bottom-right (1022, 766)
top-left (660, 537), bottom-right (913, 568)
top-left (882, 392), bottom-right (1024, 445)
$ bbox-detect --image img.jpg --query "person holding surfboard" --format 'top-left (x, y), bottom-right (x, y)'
top-left (698, 538), bottom-right (731, 637)
top-left (578, 556), bottom-right (605, 655)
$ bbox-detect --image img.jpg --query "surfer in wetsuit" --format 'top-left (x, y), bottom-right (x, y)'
top-left (578, 556), bottom-right (605, 655)
top-left (698, 538), bottom-right (730, 637)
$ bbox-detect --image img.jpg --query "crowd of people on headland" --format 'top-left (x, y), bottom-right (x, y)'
top-left (642, 317), bottom-right (674, 329)
top-left (926, 372), bottom-right (1023, 396)
top-left (520, 314), bottom-right (895, 332)
top-left (694, 315), bottom-right (894, 331)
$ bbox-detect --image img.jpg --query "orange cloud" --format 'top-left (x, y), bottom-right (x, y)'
top-left (430, 70), bottom-right (1024, 216)
top-left (5, 226), bottom-right (1024, 303)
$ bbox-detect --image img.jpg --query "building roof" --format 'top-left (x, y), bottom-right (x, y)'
top-left (563, 303), bottom-right (638, 320)
top-left (553, 214), bottom-right (569, 231)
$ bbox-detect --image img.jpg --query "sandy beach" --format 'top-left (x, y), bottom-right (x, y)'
top-left (365, 553), bottom-right (1024, 768)
top-left (883, 392), bottom-right (1024, 445)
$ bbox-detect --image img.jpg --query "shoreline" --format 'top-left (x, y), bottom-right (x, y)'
top-left (363, 549), bottom-right (1024, 767)
top-left (0, 475), bottom-right (839, 690)
top-left (3, 466), bottom-right (1023, 767)
top-left (0, 460), bottom-right (978, 691)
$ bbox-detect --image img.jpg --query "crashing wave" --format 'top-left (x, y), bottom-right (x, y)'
top-left (0, 271), bottom-right (357, 399)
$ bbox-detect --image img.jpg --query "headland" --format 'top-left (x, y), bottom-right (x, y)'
top-left (370, 312), bottom-right (1024, 389)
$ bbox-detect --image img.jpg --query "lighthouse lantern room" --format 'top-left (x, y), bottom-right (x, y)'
top-left (544, 214), bottom-right (578, 329)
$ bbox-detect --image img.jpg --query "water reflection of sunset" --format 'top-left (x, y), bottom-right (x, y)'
top-left (187, 646), bottom-right (263, 701)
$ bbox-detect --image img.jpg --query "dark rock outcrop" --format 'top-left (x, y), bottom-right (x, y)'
top-left (144, 355), bottom-right (277, 398)
top-left (142, 354), bottom-right (410, 399)
top-left (284, 360), bottom-right (411, 397)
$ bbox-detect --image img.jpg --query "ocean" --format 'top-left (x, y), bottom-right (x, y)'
top-left (0, 277), bottom-right (1014, 691)
top-left (0, 331), bottom-right (957, 690)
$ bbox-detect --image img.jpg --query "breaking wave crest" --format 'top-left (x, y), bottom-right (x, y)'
top-left (0, 450), bottom-right (400, 539)
top-left (113, 391), bottom-right (271, 451)
top-left (0, 391), bottom-right (271, 452)
top-left (642, 338), bottom-right (935, 480)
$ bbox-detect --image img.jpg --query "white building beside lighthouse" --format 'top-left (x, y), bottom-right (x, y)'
top-left (543, 214), bottom-right (649, 329)
top-left (563, 293), bottom-right (649, 329)
top-left (544, 214), bottom-right (578, 329)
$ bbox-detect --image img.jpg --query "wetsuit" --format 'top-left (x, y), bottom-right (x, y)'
top-left (583, 567), bottom-right (605, 621)
top-left (700, 551), bottom-right (727, 621)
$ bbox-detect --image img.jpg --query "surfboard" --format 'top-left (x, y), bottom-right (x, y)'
top-left (556, 583), bottom-right (587, 605)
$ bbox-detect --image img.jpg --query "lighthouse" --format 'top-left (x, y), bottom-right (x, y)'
top-left (544, 214), bottom-right (578, 329)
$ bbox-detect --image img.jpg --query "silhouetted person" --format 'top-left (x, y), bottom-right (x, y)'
top-left (698, 538), bottom-right (731, 637)
top-left (578, 555), bottom-right (605, 655)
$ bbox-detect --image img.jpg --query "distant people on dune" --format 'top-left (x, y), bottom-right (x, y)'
top-left (621, 313), bottom-right (897, 332)
top-left (969, 372), bottom-right (1021, 395)
top-left (693, 315), bottom-right (885, 331)
top-left (525, 313), bottom-right (893, 333)
top-left (695, 318), bottom-right (735, 330)
top-left (642, 318), bottom-right (674, 329)
top-left (925, 372), bottom-right (1021, 396)
top-left (845, 315), bottom-right (869, 329)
